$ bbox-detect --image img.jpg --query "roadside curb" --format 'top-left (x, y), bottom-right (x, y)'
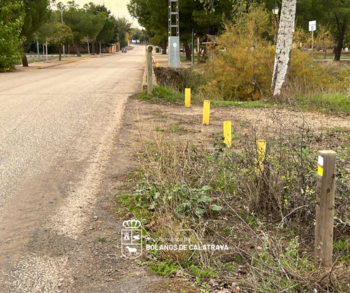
top-left (15, 53), bottom-right (121, 71)
top-left (16, 56), bottom-right (92, 71)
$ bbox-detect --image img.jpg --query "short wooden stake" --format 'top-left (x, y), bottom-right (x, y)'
top-left (223, 121), bottom-right (231, 147)
top-left (203, 100), bottom-right (210, 125)
top-left (255, 140), bottom-right (266, 175)
top-left (185, 88), bottom-right (191, 108)
top-left (147, 46), bottom-right (153, 94)
top-left (315, 150), bottom-right (336, 268)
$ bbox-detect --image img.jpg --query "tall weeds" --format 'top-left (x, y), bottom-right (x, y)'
top-left (121, 111), bottom-right (350, 292)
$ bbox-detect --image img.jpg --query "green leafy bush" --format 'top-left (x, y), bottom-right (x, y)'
top-left (135, 183), bottom-right (222, 218)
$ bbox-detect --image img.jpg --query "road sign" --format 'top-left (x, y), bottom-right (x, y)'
top-left (309, 20), bottom-right (316, 31)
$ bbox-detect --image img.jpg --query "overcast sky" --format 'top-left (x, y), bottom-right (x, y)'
top-left (59, 0), bottom-right (140, 28)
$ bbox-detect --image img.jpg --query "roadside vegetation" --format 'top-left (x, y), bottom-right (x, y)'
top-left (115, 102), bottom-right (350, 292)
top-left (0, 0), bottom-right (144, 71)
top-left (118, 2), bottom-right (350, 292)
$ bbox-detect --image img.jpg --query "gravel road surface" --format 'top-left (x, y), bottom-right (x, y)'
top-left (0, 46), bottom-right (145, 292)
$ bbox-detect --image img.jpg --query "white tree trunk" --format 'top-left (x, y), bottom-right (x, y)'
top-left (271, 0), bottom-right (297, 98)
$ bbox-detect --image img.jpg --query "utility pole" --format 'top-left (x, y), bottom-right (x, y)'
top-left (168, 0), bottom-right (180, 67)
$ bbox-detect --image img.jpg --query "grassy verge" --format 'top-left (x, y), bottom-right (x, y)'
top-left (136, 85), bottom-right (350, 116)
top-left (210, 99), bottom-right (268, 108)
top-left (295, 93), bottom-right (350, 115)
top-left (135, 86), bottom-right (269, 109)
top-left (135, 86), bottom-right (202, 105)
top-left (115, 102), bottom-right (350, 292)
top-left (180, 55), bottom-right (198, 62)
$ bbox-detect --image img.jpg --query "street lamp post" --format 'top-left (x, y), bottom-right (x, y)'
top-left (192, 29), bottom-right (194, 65)
top-left (272, 4), bottom-right (279, 45)
top-left (59, 8), bottom-right (66, 58)
top-left (36, 37), bottom-right (40, 61)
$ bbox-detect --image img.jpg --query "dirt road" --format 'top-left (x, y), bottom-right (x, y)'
top-left (0, 46), bottom-right (159, 292)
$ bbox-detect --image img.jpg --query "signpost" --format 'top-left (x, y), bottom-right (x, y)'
top-left (309, 20), bottom-right (316, 52)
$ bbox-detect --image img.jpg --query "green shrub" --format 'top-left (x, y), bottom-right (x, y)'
top-left (149, 260), bottom-right (180, 276)
top-left (200, 3), bottom-right (275, 101)
top-left (0, 2), bottom-right (24, 72)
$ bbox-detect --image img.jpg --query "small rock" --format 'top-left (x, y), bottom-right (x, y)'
top-left (217, 289), bottom-right (230, 293)
top-left (209, 278), bottom-right (219, 287)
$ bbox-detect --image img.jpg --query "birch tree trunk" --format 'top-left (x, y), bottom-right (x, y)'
top-left (270, 0), bottom-right (297, 99)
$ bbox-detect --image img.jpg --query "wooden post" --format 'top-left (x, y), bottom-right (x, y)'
top-left (203, 100), bottom-right (210, 125)
top-left (147, 46), bottom-right (153, 94)
top-left (185, 88), bottom-right (191, 108)
top-left (315, 150), bottom-right (336, 268)
top-left (223, 121), bottom-right (231, 148)
top-left (197, 37), bottom-right (200, 64)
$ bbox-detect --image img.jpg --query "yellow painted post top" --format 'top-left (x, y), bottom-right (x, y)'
top-left (203, 100), bottom-right (210, 125)
top-left (256, 139), bottom-right (266, 175)
top-left (185, 88), bottom-right (191, 108)
top-left (223, 121), bottom-right (232, 148)
top-left (156, 62), bottom-right (159, 67)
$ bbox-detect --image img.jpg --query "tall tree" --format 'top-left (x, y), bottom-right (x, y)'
top-left (0, 0), bottom-right (24, 71)
top-left (128, 0), bottom-right (233, 56)
top-left (63, 3), bottom-right (104, 57)
top-left (271, 0), bottom-right (297, 99)
top-left (87, 3), bottom-right (115, 53)
top-left (331, 0), bottom-right (350, 61)
top-left (63, 5), bottom-right (85, 56)
top-left (114, 17), bottom-right (133, 48)
top-left (128, 0), bottom-right (167, 53)
top-left (20, 0), bottom-right (51, 67)
top-left (49, 22), bottom-right (74, 60)
top-left (132, 28), bottom-right (142, 43)
top-left (80, 6), bottom-right (105, 55)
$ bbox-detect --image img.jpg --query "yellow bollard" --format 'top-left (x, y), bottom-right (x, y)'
top-left (203, 100), bottom-right (210, 125)
top-left (256, 140), bottom-right (266, 175)
top-left (223, 121), bottom-right (232, 148)
top-left (156, 62), bottom-right (159, 67)
top-left (185, 88), bottom-right (191, 108)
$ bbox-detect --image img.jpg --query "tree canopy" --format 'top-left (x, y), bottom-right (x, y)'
top-left (0, 0), bottom-right (24, 71)
top-left (20, 0), bottom-right (51, 66)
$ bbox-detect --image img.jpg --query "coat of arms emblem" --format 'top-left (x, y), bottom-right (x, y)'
top-left (121, 219), bottom-right (142, 259)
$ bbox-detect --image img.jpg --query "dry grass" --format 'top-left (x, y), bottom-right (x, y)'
top-left (116, 100), bottom-right (350, 292)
